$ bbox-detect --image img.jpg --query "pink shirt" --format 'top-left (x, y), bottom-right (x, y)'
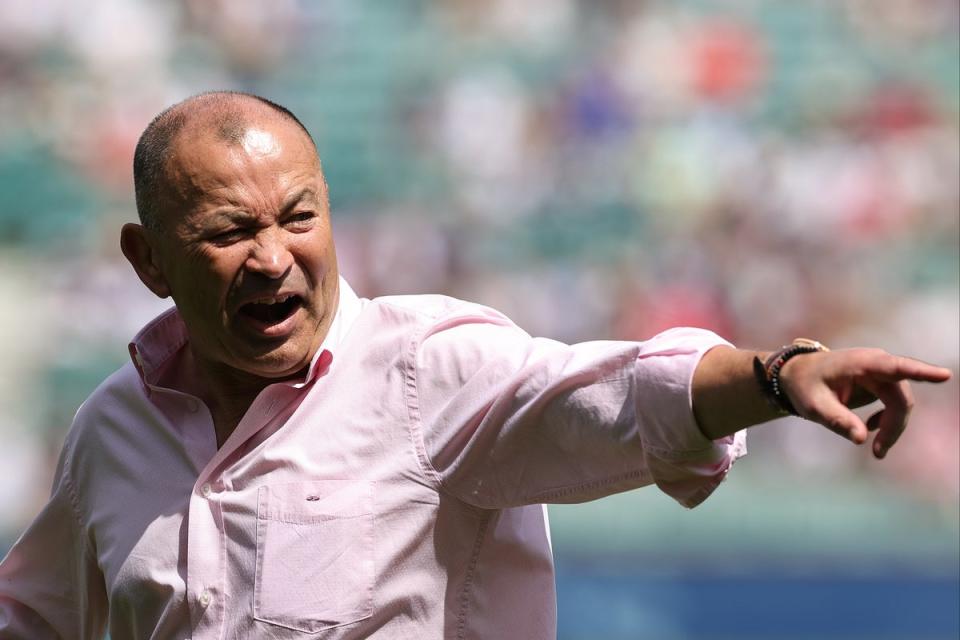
top-left (0, 279), bottom-right (745, 639)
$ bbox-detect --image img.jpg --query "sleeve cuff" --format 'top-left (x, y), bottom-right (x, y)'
top-left (632, 327), bottom-right (748, 508)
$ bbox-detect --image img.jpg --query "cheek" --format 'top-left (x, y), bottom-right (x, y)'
top-left (206, 243), bottom-right (248, 274)
top-left (176, 250), bottom-right (244, 306)
top-left (295, 234), bottom-right (336, 280)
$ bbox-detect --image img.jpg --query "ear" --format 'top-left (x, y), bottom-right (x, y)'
top-left (120, 223), bottom-right (172, 299)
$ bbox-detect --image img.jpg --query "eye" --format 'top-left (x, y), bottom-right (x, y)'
top-left (284, 211), bottom-right (316, 229)
top-left (208, 228), bottom-right (247, 245)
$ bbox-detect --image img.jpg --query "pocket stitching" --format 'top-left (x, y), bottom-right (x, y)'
top-left (253, 483), bottom-right (375, 633)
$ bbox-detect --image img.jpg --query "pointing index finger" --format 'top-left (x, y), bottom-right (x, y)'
top-left (861, 353), bottom-right (952, 383)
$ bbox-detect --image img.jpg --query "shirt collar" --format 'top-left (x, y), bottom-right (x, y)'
top-left (128, 276), bottom-right (363, 387)
top-left (300, 276), bottom-right (362, 384)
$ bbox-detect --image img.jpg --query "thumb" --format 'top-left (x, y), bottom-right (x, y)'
top-left (803, 388), bottom-right (870, 444)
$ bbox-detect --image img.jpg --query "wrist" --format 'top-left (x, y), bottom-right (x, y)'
top-left (753, 339), bottom-right (829, 416)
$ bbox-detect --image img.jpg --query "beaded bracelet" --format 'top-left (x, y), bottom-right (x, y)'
top-left (752, 338), bottom-right (830, 416)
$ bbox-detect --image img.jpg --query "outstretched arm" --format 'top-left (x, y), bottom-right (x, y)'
top-left (691, 344), bottom-right (952, 458)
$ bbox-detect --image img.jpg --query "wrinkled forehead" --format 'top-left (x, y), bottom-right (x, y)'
top-left (159, 116), bottom-right (323, 216)
top-left (175, 106), bottom-right (316, 161)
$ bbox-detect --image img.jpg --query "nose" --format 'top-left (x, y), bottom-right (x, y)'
top-left (244, 230), bottom-right (294, 279)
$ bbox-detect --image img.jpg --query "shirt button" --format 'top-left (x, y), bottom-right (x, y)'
top-left (200, 483), bottom-right (213, 497)
top-left (186, 399), bottom-right (200, 413)
top-left (199, 590), bottom-right (212, 607)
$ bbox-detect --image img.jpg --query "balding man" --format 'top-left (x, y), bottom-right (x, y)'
top-left (0, 91), bottom-right (950, 639)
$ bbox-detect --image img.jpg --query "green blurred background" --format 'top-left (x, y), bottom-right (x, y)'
top-left (0, 1), bottom-right (957, 637)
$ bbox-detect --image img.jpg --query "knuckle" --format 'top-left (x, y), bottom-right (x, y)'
top-left (893, 355), bottom-right (912, 373)
top-left (856, 347), bottom-right (884, 361)
top-left (866, 348), bottom-right (893, 367)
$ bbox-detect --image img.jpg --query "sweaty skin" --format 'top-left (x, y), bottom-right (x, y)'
top-left (241, 128), bottom-right (282, 157)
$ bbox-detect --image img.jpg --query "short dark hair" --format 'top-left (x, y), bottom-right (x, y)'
top-left (132, 91), bottom-right (317, 231)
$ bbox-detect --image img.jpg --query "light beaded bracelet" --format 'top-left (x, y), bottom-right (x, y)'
top-left (752, 338), bottom-right (830, 416)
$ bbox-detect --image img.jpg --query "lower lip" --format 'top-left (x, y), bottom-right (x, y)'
top-left (236, 304), bottom-right (303, 338)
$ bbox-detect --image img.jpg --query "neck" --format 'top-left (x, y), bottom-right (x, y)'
top-left (174, 347), bottom-right (306, 448)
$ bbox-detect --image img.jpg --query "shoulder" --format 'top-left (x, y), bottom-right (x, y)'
top-left (362, 292), bottom-right (527, 348)
top-left (360, 294), bottom-right (535, 384)
top-left (72, 362), bottom-right (144, 424)
top-left (367, 292), bottom-right (513, 326)
top-left (62, 362), bottom-right (146, 463)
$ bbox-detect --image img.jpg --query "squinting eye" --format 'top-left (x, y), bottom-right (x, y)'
top-left (210, 228), bottom-right (245, 244)
top-left (286, 212), bottom-right (315, 225)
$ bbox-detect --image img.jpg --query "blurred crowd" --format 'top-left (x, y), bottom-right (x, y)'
top-left (0, 0), bottom-right (957, 549)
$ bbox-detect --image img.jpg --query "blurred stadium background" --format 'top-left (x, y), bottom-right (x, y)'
top-left (0, 1), bottom-right (957, 638)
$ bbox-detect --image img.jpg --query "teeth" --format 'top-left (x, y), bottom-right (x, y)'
top-left (251, 294), bottom-right (294, 305)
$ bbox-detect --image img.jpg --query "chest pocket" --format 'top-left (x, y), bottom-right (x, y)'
top-left (255, 480), bottom-right (374, 633)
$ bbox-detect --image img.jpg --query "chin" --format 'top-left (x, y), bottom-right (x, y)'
top-left (251, 356), bottom-right (312, 379)
top-left (234, 344), bottom-right (313, 379)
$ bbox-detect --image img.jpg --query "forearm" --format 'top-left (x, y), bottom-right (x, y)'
top-left (691, 345), bottom-right (780, 440)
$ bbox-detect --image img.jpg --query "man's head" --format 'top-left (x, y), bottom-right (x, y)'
top-left (121, 91), bottom-right (339, 382)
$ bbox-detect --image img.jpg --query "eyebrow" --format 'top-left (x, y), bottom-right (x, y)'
top-left (280, 187), bottom-right (320, 214)
top-left (206, 188), bottom-right (321, 226)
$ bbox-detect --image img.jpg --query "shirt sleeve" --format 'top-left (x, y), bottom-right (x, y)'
top-left (405, 305), bottom-right (746, 510)
top-left (0, 448), bottom-right (108, 639)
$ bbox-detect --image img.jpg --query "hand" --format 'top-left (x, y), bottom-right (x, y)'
top-left (778, 348), bottom-right (952, 459)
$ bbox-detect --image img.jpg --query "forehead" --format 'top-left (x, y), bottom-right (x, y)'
top-left (161, 114), bottom-right (321, 212)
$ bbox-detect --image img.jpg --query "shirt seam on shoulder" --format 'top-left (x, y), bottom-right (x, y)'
top-left (402, 320), bottom-right (446, 494)
top-left (377, 296), bottom-right (514, 329)
top-left (375, 297), bottom-right (451, 322)
top-left (402, 319), bottom-right (491, 511)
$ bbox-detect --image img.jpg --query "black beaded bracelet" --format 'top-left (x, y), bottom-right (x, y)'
top-left (752, 338), bottom-right (829, 416)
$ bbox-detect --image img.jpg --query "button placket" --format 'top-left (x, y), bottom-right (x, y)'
top-left (186, 483), bottom-right (225, 631)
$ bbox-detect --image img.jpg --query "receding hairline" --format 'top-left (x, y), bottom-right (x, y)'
top-left (133, 91), bottom-right (320, 230)
top-left (160, 91), bottom-right (317, 152)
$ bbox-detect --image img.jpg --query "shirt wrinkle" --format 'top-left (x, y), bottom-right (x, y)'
top-left (0, 277), bottom-right (745, 639)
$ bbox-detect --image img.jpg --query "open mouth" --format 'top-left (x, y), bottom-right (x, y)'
top-left (238, 293), bottom-right (303, 326)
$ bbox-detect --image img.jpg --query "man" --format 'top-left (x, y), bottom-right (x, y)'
top-left (0, 91), bottom-right (950, 639)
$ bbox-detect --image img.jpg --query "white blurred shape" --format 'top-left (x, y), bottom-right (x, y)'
top-left (0, 432), bottom-right (47, 526)
top-left (0, 0), bottom-right (65, 51)
top-left (440, 69), bottom-right (530, 181)
top-left (890, 290), bottom-right (960, 367)
top-left (62, 0), bottom-right (174, 75)
top-left (438, 69), bottom-right (551, 220)
top-left (489, 0), bottom-right (575, 49)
